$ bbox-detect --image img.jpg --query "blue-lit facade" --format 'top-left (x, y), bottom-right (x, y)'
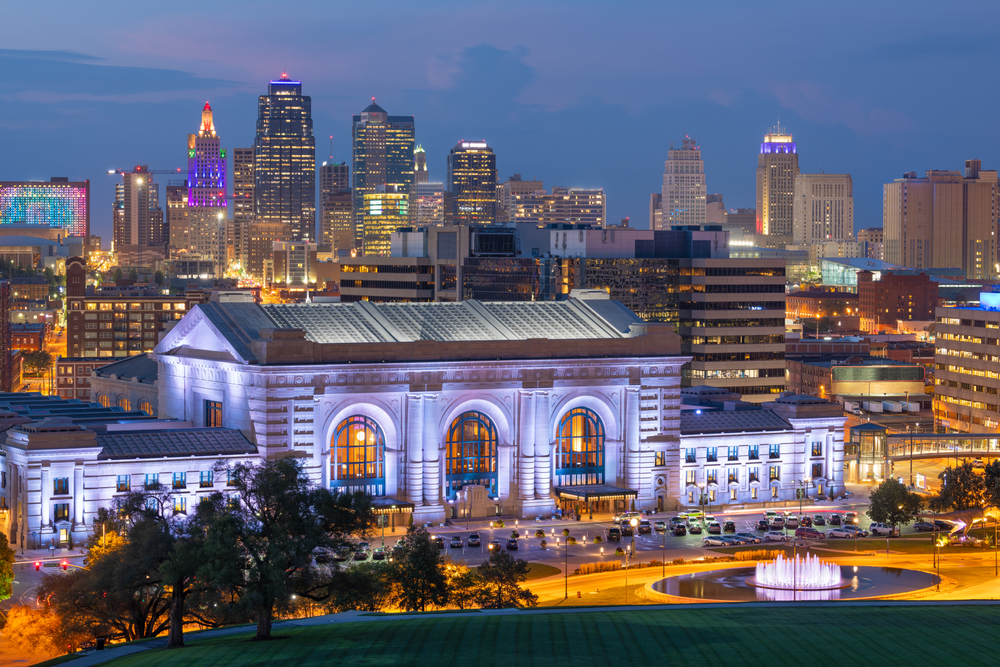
top-left (0, 178), bottom-right (90, 237)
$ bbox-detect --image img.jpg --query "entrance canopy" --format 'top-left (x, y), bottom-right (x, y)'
top-left (554, 484), bottom-right (638, 502)
top-left (370, 497), bottom-right (415, 515)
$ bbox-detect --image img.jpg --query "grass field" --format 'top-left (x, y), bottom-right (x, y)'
top-left (95, 605), bottom-right (999, 667)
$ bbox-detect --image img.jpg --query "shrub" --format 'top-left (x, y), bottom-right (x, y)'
top-left (562, 528), bottom-right (571, 537)
top-left (593, 535), bottom-right (603, 544)
top-left (566, 537), bottom-right (577, 545)
top-left (615, 547), bottom-right (625, 556)
top-left (734, 549), bottom-right (783, 562)
top-left (670, 558), bottom-right (685, 565)
top-left (534, 529), bottom-right (545, 539)
top-left (493, 520), bottom-right (505, 529)
top-left (510, 530), bottom-right (519, 539)
top-left (540, 540), bottom-right (547, 549)
top-left (576, 561), bottom-right (622, 576)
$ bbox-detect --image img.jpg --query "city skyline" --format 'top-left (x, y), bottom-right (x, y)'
top-left (3, 2), bottom-right (1000, 245)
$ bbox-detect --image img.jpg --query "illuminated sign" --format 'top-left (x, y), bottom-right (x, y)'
top-left (461, 142), bottom-right (488, 149)
top-left (981, 292), bottom-right (1000, 310)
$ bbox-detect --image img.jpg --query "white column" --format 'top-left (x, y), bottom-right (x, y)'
top-left (73, 466), bottom-right (84, 528)
top-left (625, 386), bottom-right (642, 491)
top-left (533, 391), bottom-right (551, 498)
top-left (422, 394), bottom-right (441, 506)
top-left (406, 394), bottom-right (424, 505)
top-left (40, 467), bottom-right (51, 529)
top-left (518, 391), bottom-right (535, 501)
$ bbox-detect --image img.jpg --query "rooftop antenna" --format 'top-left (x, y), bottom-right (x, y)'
top-left (329, 136), bottom-right (334, 161)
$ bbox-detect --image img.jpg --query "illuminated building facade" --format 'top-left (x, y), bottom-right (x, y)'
top-left (661, 136), bottom-right (705, 229)
top-left (413, 145), bottom-right (428, 184)
top-left (319, 161), bottom-right (349, 197)
top-left (320, 190), bottom-right (354, 255)
top-left (0, 178), bottom-right (90, 237)
top-left (113, 167), bottom-right (164, 265)
top-left (352, 101), bottom-right (415, 236)
top-left (755, 125), bottom-right (799, 236)
top-left (253, 75), bottom-right (316, 245)
top-left (500, 175), bottom-right (544, 224)
top-left (185, 103), bottom-right (228, 271)
top-left (550, 187), bottom-right (606, 227)
top-left (362, 187), bottom-right (408, 256)
top-left (447, 141), bottom-right (497, 225)
top-left (411, 182), bottom-right (445, 226)
top-left (792, 173), bottom-right (853, 246)
top-left (232, 147), bottom-right (254, 274)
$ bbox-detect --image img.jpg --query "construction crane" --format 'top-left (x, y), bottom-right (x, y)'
top-left (106, 166), bottom-right (183, 176)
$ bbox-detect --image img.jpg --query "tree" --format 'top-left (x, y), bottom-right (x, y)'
top-left (476, 550), bottom-right (538, 609)
top-left (0, 533), bottom-right (14, 603)
top-left (197, 459), bottom-right (372, 639)
top-left (154, 270), bottom-right (165, 286)
top-left (388, 526), bottom-right (448, 612)
top-left (444, 559), bottom-right (480, 610)
top-left (113, 268), bottom-right (123, 281)
top-left (128, 269), bottom-right (138, 281)
top-left (866, 478), bottom-right (923, 528)
top-left (328, 562), bottom-right (393, 612)
top-left (22, 350), bottom-right (53, 375)
top-left (931, 461), bottom-right (992, 512)
top-left (2, 605), bottom-right (88, 658)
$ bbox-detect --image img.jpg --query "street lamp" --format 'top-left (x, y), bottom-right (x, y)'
top-left (626, 517), bottom-right (639, 604)
top-left (798, 476), bottom-right (811, 523)
top-left (698, 482), bottom-right (706, 524)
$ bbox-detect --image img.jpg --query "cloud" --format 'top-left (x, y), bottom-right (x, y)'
top-left (0, 49), bottom-right (103, 62)
top-left (865, 34), bottom-right (993, 60)
top-left (769, 81), bottom-right (913, 135)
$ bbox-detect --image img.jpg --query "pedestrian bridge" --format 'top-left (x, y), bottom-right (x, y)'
top-left (884, 433), bottom-right (1000, 462)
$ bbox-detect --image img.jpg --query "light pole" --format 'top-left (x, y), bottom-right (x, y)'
top-left (626, 517), bottom-right (638, 604)
top-left (798, 476), bottom-right (811, 523)
top-left (698, 482), bottom-right (706, 525)
top-left (661, 518), bottom-right (667, 578)
top-left (564, 534), bottom-right (569, 600)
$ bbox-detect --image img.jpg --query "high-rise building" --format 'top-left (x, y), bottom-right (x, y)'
top-left (319, 190), bottom-right (354, 254)
top-left (756, 125), bottom-right (799, 236)
top-left (792, 173), bottom-right (854, 246)
top-left (857, 228), bottom-right (884, 261)
top-left (447, 140), bottom-right (497, 225)
top-left (185, 103), bottom-right (228, 271)
top-left (661, 136), bottom-right (706, 229)
top-left (549, 188), bottom-right (606, 226)
top-left (0, 178), bottom-right (90, 237)
top-left (649, 193), bottom-right (662, 230)
top-left (352, 100), bottom-right (415, 244)
top-left (725, 208), bottom-right (757, 235)
top-left (319, 161), bottom-right (349, 198)
top-left (253, 74), bottom-right (316, 245)
top-left (113, 167), bottom-right (161, 255)
top-left (166, 184), bottom-right (188, 254)
top-left (362, 186), bottom-right (408, 256)
top-left (501, 175), bottom-right (544, 224)
top-left (232, 147), bottom-right (254, 274)
top-left (411, 182), bottom-right (445, 227)
top-left (883, 162), bottom-right (999, 279)
top-left (857, 270), bottom-right (937, 333)
top-left (413, 145), bottom-right (428, 184)
top-left (705, 194), bottom-right (725, 226)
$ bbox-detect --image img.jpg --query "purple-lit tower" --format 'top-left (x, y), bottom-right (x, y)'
top-left (186, 102), bottom-right (228, 273)
top-left (755, 124), bottom-right (798, 235)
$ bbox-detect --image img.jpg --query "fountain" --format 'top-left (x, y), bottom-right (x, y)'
top-left (750, 553), bottom-right (845, 590)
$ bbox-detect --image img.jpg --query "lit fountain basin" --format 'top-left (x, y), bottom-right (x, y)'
top-left (746, 553), bottom-right (849, 591)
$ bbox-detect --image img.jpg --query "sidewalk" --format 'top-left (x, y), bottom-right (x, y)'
top-left (14, 547), bottom-right (87, 565)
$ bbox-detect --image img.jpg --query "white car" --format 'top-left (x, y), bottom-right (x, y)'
top-left (784, 516), bottom-right (800, 529)
top-left (734, 532), bottom-right (762, 544)
top-left (703, 536), bottom-right (729, 546)
top-left (763, 531), bottom-right (788, 542)
top-left (827, 527), bottom-right (854, 538)
top-left (769, 517), bottom-right (785, 529)
top-left (869, 522), bottom-right (894, 536)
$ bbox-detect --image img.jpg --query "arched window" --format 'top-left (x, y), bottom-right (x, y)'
top-left (330, 415), bottom-right (385, 496)
top-left (117, 397), bottom-right (131, 411)
top-left (446, 411), bottom-right (498, 499)
top-left (138, 400), bottom-right (154, 416)
top-left (555, 407), bottom-right (605, 486)
top-left (98, 395), bottom-right (110, 408)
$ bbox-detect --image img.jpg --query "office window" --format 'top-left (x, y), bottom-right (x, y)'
top-left (812, 441), bottom-right (822, 457)
top-left (749, 445), bottom-right (759, 460)
top-left (707, 447), bottom-right (718, 463)
top-left (769, 444), bottom-right (780, 459)
top-left (707, 469), bottom-right (718, 485)
top-left (54, 503), bottom-right (69, 521)
top-left (771, 486), bottom-right (778, 499)
top-left (227, 470), bottom-right (238, 486)
top-left (708, 489), bottom-right (716, 502)
top-left (116, 475), bottom-right (130, 492)
top-left (145, 497), bottom-right (159, 512)
top-left (654, 451), bottom-right (666, 467)
top-left (812, 463), bottom-right (823, 479)
top-left (685, 470), bottom-right (696, 485)
top-left (205, 400), bottom-right (223, 428)
top-left (749, 467), bottom-right (759, 483)
top-left (685, 448), bottom-right (696, 463)
top-left (751, 487), bottom-right (758, 500)
top-left (687, 491), bottom-right (694, 504)
top-left (200, 470), bottom-right (214, 488)
top-left (728, 468), bottom-right (738, 484)
top-left (727, 447), bottom-right (738, 461)
top-left (173, 497), bottom-right (187, 514)
top-left (173, 472), bottom-right (187, 489)
top-left (144, 473), bottom-right (158, 489)
top-left (730, 488), bottom-right (737, 501)
top-left (53, 478), bottom-right (69, 495)
top-left (769, 466), bottom-right (780, 481)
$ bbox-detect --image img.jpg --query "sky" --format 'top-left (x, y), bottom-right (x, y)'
top-left (1, 0), bottom-right (999, 246)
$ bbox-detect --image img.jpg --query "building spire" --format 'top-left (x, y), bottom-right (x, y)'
top-left (199, 102), bottom-right (216, 138)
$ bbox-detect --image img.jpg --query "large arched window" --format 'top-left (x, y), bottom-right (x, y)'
top-left (117, 397), bottom-right (131, 411)
top-left (138, 400), bottom-right (154, 416)
top-left (98, 395), bottom-right (110, 408)
top-left (330, 415), bottom-right (385, 496)
top-left (446, 411), bottom-right (498, 498)
top-left (555, 407), bottom-right (605, 486)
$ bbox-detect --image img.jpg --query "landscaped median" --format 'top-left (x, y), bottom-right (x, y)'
top-left (32, 604), bottom-right (1000, 667)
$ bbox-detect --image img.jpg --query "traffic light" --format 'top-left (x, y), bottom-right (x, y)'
top-left (34, 561), bottom-right (40, 571)
top-left (60, 560), bottom-right (67, 571)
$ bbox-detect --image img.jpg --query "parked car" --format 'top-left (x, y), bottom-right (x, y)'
top-left (433, 537), bottom-right (445, 550)
top-left (933, 520), bottom-right (955, 532)
top-left (638, 520), bottom-right (652, 535)
top-left (468, 532), bottom-right (481, 547)
top-left (913, 521), bottom-right (938, 532)
top-left (844, 525), bottom-right (869, 537)
top-left (828, 513), bottom-right (843, 526)
top-left (703, 535), bottom-right (729, 546)
top-left (707, 521), bottom-right (722, 534)
top-left (723, 520), bottom-right (736, 533)
top-left (812, 514), bottom-right (827, 526)
top-left (371, 547), bottom-right (386, 561)
top-left (844, 512), bottom-right (859, 525)
top-left (784, 516), bottom-right (800, 529)
top-left (763, 531), bottom-right (788, 542)
top-left (488, 539), bottom-right (502, 551)
top-left (794, 527), bottom-right (824, 540)
top-left (769, 517), bottom-right (785, 529)
top-left (827, 527), bottom-right (854, 538)
top-left (670, 516), bottom-right (686, 526)
top-left (621, 524), bottom-right (635, 537)
top-left (333, 545), bottom-right (351, 562)
top-left (506, 538), bottom-right (519, 551)
top-left (799, 516), bottom-right (812, 528)
top-left (734, 532), bottom-right (762, 544)
top-left (688, 523), bottom-right (703, 535)
top-left (607, 527), bottom-right (622, 542)
top-left (756, 519), bottom-right (770, 531)
top-left (869, 522), bottom-right (895, 536)
top-left (314, 549), bottom-right (331, 564)
top-left (354, 546), bottom-right (370, 561)
top-left (765, 510), bottom-right (777, 519)
top-left (723, 535), bottom-right (748, 546)
top-left (672, 524), bottom-right (687, 536)
top-left (654, 520), bottom-right (668, 532)
top-left (450, 536), bottom-right (463, 548)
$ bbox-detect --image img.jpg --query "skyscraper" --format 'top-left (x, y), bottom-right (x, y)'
top-left (232, 147), bottom-right (254, 274)
top-left (447, 140), bottom-right (497, 225)
top-left (661, 136), bottom-right (706, 229)
top-left (319, 161), bottom-right (349, 197)
top-left (410, 182), bottom-right (445, 226)
top-left (319, 190), bottom-right (354, 254)
top-left (113, 167), bottom-right (157, 251)
top-left (414, 145), bottom-right (428, 184)
top-left (362, 185), bottom-right (408, 256)
top-left (501, 174), bottom-right (544, 224)
top-left (352, 100), bottom-right (415, 247)
top-left (756, 125), bottom-right (799, 236)
top-left (792, 174), bottom-right (854, 246)
top-left (253, 74), bottom-right (316, 245)
top-left (0, 177), bottom-right (90, 237)
top-left (185, 103), bottom-right (228, 271)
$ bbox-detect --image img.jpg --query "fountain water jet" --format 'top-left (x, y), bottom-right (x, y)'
top-left (750, 553), bottom-right (846, 590)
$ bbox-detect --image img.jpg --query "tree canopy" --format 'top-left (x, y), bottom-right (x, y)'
top-left (866, 478), bottom-right (924, 526)
top-left (388, 526), bottom-right (448, 612)
top-left (476, 550), bottom-right (538, 609)
top-left (930, 461), bottom-right (1000, 512)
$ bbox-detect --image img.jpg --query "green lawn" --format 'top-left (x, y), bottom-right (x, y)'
top-left (97, 605), bottom-right (1000, 667)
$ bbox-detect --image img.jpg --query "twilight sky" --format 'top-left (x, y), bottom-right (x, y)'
top-left (1, 0), bottom-right (998, 246)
